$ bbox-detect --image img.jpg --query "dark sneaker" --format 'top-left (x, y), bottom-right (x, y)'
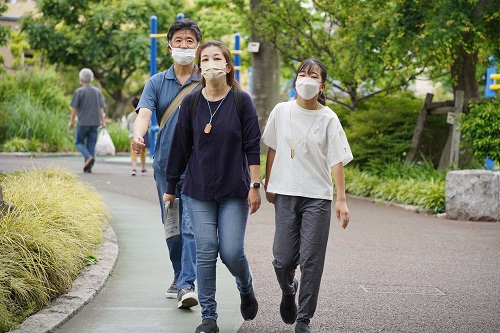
top-left (240, 289), bottom-right (258, 320)
top-left (177, 288), bottom-right (198, 309)
top-left (195, 318), bottom-right (219, 333)
top-left (295, 320), bottom-right (311, 333)
top-left (280, 278), bottom-right (298, 324)
top-left (84, 156), bottom-right (94, 172)
top-left (165, 280), bottom-right (177, 299)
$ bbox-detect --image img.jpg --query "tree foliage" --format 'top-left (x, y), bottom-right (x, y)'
top-left (460, 97), bottom-right (500, 164)
top-left (21, 0), bottom-right (185, 118)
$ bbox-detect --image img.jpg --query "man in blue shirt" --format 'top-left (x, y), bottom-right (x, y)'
top-left (132, 19), bottom-right (201, 309)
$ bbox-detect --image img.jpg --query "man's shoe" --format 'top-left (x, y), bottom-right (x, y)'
top-left (165, 280), bottom-right (177, 299)
top-left (240, 289), bottom-right (258, 320)
top-left (295, 320), bottom-right (311, 333)
top-left (83, 156), bottom-right (94, 172)
top-left (195, 318), bottom-right (219, 333)
top-left (177, 288), bottom-right (198, 309)
top-left (280, 278), bottom-right (298, 324)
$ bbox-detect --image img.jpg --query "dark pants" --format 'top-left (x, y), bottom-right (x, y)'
top-left (273, 194), bottom-right (331, 322)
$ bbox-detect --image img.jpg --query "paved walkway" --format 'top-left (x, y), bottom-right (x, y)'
top-left (1, 154), bottom-right (499, 333)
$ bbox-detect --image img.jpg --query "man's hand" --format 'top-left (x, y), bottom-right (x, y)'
top-left (68, 120), bottom-right (74, 130)
top-left (132, 136), bottom-right (145, 154)
top-left (163, 193), bottom-right (176, 209)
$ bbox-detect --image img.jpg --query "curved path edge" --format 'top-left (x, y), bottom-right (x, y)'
top-left (12, 224), bottom-right (119, 333)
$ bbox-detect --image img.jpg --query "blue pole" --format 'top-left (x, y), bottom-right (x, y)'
top-left (234, 33), bottom-right (241, 83)
top-left (176, 13), bottom-right (184, 20)
top-left (484, 56), bottom-right (497, 170)
top-left (149, 16), bottom-right (159, 158)
top-left (289, 78), bottom-right (296, 99)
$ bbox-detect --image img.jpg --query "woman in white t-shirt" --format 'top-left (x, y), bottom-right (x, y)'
top-left (261, 58), bottom-right (353, 333)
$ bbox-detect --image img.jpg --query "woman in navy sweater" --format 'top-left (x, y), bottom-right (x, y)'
top-left (164, 40), bottom-right (261, 333)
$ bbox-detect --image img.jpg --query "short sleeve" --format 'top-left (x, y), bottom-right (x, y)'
top-left (261, 106), bottom-right (278, 149)
top-left (327, 119), bottom-right (353, 167)
top-left (70, 90), bottom-right (80, 108)
top-left (137, 78), bottom-right (157, 114)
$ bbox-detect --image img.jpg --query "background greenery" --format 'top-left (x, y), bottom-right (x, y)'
top-left (0, 168), bottom-right (111, 332)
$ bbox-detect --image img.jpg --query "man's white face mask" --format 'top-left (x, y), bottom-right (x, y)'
top-left (170, 45), bottom-right (197, 65)
top-left (295, 77), bottom-right (321, 100)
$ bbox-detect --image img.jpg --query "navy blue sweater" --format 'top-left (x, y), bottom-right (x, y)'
top-left (166, 88), bottom-right (261, 200)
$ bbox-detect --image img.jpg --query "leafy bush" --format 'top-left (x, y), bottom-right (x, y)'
top-left (0, 69), bottom-right (73, 152)
top-left (2, 137), bottom-right (41, 153)
top-left (0, 168), bottom-right (111, 331)
top-left (460, 97), bottom-right (500, 165)
top-left (344, 94), bottom-right (423, 167)
top-left (344, 160), bottom-right (446, 213)
top-left (106, 122), bottom-right (130, 153)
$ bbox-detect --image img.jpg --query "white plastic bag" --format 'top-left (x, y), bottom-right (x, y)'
top-left (95, 128), bottom-right (116, 156)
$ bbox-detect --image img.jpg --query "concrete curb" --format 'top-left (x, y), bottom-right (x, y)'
top-left (12, 224), bottom-right (119, 333)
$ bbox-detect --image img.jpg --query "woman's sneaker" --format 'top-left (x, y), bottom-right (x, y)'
top-left (131, 169), bottom-right (137, 176)
top-left (195, 318), bottom-right (219, 333)
top-left (240, 289), bottom-right (258, 320)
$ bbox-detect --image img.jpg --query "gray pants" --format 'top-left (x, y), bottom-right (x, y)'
top-left (273, 194), bottom-right (332, 322)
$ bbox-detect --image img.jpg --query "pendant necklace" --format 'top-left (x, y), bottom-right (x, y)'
top-left (204, 86), bottom-right (232, 134)
top-left (289, 101), bottom-right (320, 159)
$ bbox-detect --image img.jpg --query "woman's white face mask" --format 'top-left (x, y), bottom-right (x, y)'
top-left (200, 61), bottom-right (227, 82)
top-left (170, 45), bottom-right (197, 65)
top-left (295, 77), bottom-right (321, 100)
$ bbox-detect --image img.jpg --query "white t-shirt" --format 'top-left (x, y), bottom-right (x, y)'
top-left (261, 100), bottom-right (353, 200)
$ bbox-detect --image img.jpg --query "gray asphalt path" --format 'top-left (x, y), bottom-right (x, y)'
top-left (1, 154), bottom-right (499, 333)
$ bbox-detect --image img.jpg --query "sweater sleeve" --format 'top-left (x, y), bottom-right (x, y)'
top-left (241, 91), bottom-right (261, 166)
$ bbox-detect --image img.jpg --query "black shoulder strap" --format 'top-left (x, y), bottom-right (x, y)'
top-left (188, 87), bottom-right (244, 127)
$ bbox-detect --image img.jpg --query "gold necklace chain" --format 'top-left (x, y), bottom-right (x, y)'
top-left (289, 101), bottom-right (320, 159)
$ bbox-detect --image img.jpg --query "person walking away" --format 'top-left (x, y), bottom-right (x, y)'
top-left (127, 97), bottom-right (149, 176)
top-left (132, 18), bottom-right (201, 309)
top-left (163, 40), bottom-right (261, 333)
top-left (261, 58), bottom-right (353, 333)
top-left (68, 68), bottom-right (106, 173)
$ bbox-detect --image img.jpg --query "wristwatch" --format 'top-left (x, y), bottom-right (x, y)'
top-left (250, 182), bottom-right (261, 189)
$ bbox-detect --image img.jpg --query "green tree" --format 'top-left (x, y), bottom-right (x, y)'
top-left (22, 0), bottom-right (184, 118)
top-left (0, 1), bottom-right (10, 69)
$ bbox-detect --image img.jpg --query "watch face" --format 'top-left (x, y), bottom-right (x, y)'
top-left (252, 182), bottom-right (260, 188)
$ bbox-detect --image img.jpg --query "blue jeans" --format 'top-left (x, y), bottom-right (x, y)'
top-left (75, 125), bottom-right (98, 165)
top-left (154, 169), bottom-right (196, 291)
top-left (184, 195), bottom-right (253, 320)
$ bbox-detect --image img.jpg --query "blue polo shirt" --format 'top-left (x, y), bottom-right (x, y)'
top-left (136, 64), bottom-right (201, 174)
top-left (166, 88), bottom-right (261, 200)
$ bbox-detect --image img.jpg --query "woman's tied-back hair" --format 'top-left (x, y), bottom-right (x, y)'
top-left (79, 68), bottom-right (94, 83)
top-left (294, 58), bottom-right (328, 105)
top-left (167, 19), bottom-right (202, 44)
top-left (196, 40), bottom-right (241, 89)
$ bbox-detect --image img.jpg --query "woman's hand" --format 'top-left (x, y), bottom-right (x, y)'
top-left (163, 193), bottom-right (176, 209)
top-left (265, 191), bottom-right (275, 204)
top-left (248, 188), bottom-right (261, 214)
top-left (335, 199), bottom-right (350, 229)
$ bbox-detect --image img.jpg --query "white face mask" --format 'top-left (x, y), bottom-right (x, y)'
top-left (295, 77), bottom-right (321, 100)
top-left (170, 46), bottom-right (197, 65)
top-left (200, 61), bottom-right (227, 82)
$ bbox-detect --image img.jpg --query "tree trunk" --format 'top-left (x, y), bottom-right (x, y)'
top-left (439, 43), bottom-right (479, 168)
top-left (250, 0), bottom-right (281, 153)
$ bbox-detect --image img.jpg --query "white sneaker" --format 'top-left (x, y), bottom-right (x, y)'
top-left (177, 288), bottom-right (198, 309)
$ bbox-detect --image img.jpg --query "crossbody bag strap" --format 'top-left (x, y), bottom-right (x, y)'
top-left (159, 81), bottom-right (200, 129)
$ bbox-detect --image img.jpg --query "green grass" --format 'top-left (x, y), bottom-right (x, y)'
top-left (106, 122), bottom-right (130, 153)
top-left (0, 168), bottom-right (111, 331)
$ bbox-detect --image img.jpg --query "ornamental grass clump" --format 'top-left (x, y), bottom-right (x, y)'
top-left (0, 167), bottom-right (111, 331)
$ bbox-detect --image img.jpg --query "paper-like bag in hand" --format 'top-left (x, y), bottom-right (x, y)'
top-left (164, 198), bottom-right (180, 239)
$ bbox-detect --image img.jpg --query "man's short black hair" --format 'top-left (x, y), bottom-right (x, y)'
top-left (167, 19), bottom-right (202, 43)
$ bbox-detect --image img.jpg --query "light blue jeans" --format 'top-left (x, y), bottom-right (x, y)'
top-left (184, 195), bottom-right (253, 320)
top-left (75, 125), bottom-right (98, 166)
top-left (154, 170), bottom-right (196, 291)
